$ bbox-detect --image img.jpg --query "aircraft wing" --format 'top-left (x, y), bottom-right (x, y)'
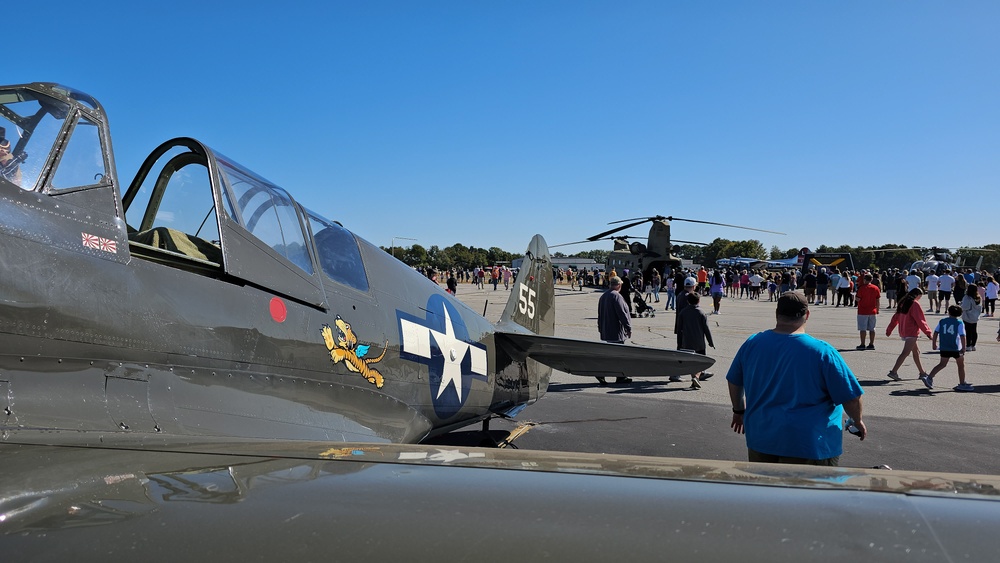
top-left (495, 332), bottom-right (714, 378)
top-left (4, 439), bottom-right (1000, 561)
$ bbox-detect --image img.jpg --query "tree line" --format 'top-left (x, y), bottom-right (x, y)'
top-left (387, 240), bottom-right (1000, 273)
top-left (380, 243), bottom-right (516, 270)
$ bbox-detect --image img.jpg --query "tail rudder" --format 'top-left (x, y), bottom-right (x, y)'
top-left (499, 234), bottom-right (554, 336)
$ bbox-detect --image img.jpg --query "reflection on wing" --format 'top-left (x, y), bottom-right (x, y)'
top-left (5, 441), bottom-right (1000, 560)
top-left (496, 332), bottom-right (714, 378)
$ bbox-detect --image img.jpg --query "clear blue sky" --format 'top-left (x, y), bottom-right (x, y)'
top-left (12, 1), bottom-right (998, 256)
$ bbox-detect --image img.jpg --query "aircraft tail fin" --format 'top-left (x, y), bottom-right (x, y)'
top-left (499, 234), bottom-right (554, 336)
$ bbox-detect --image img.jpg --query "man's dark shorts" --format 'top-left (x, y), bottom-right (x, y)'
top-left (940, 350), bottom-right (962, 359)
top-left (748, 448), bottom-right (840, 467)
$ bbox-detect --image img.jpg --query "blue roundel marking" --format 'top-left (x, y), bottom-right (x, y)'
top-left (397, 294), bottom-right (488, 419)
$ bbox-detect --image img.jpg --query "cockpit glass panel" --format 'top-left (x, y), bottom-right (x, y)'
top-left (306, 210), bottom-right (369, 292)
top-left (0, 90), bottom-right (70, 191)
top-left (51, 116), bottom-right (106, 190)
top-left (217, 161), bottom-right (314, 275)
top-left (124, 145), bottom-right (222, 264)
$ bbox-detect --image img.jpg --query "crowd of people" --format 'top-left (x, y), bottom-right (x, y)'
top-left (424, 265), bottom-right (608, 295)
top-left (419, 265), bottom-right (517, 294)
top-left (594, 262), bottom-right (999, 467)
top-left (425, 258), bottom-right (996, 467)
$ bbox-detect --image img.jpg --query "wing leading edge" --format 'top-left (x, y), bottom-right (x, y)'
top-left (496, 332), bottom-right (715, 378)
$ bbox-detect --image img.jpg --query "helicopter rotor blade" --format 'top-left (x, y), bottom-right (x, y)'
top-left (665, 216), bottom-right (786, 235)
top-left (606, 215), bottom-right (666, 226)
top-left (549, 239), bottom-right (596, 249)
top-left (603, 215), bottom-right (786, 236)
top-left (866, 247), bottom-right (914, 253)
top-left (551, 234), bottom-right (646, 248)
top-left (672, 239), bottom-right (708, 246)
top-left (587, 220), bottom-right (651, 241)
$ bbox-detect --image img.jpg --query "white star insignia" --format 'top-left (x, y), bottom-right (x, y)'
top-left (430, 307), bottom-right (470, 401)
top-left (398, 302), bottom-right (488, 404)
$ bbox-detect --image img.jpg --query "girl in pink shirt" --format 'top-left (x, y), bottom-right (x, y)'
top-left (885, 288), bottom-right (933, 381)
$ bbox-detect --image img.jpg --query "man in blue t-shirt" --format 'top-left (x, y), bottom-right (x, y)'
top-left (727, 291), bottom-right (866, 466)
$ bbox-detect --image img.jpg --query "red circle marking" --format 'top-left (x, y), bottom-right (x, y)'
top-left (269, 297), bottom-right (287, 323)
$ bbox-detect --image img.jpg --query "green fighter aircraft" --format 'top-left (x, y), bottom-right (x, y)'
top-left (0, 82), bottom-right (711, 444)
top-left (3, 83), bottom-right (1000, 562)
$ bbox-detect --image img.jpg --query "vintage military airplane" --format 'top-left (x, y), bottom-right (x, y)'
top-left (761, 247), bottom-right (811, 270)
top-left (0, 82), bottom-right (711, 445)
top-left (4, 82), bottom-right (1000, 560)
top-left (716, 256), bottom-right (767, 269)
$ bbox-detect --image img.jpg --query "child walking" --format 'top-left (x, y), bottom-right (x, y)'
top-left (921, 305), bottom-right (971, 392)
top-left (885, 288), bottom-right (933, 381)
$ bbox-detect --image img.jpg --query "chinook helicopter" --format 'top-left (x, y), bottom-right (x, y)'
top-left (585, 215), bottom-right (784, 280)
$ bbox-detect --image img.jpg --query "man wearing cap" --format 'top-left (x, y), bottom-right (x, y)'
top-left (674, 276), bottom-right (698, 348)
top-left (596, 276), bottom-right (632, 386)
top-left (0, 127), bottom-right (22, 187)
top-left (727, 291), bottom-right (866, 466)
top-left (669, 276), bottom-right (700, 382)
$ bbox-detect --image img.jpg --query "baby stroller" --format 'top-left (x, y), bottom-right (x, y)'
top-left (633, 292), bottom-right (655, 317)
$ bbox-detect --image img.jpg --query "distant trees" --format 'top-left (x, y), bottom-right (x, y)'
top-left (699, 238), bottom-right (767, 266)
top-left (570, 249), bottom-right (611, 264)
top-left (380, 243), bottom-right (515, 270)
top-left (674, 244), bottom-right (703, 261)
top-left (381, 241), bottom-right (1000, 273)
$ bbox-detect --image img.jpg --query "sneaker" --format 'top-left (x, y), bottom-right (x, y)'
top-left (918, 374), bottom-right (933, 389)
top-left (954, 382), bottom-right (975, 392)
top-left (699, 372), bottom-right (715, 381)
top-left (668, 375), bottom-right (683, 382)
top-left (968, 346), bottom-right (976, 351)
top-left (886, 371), bottom-right (901, 381)
top-left (856, 345), bottom-right (866, 350)
top-left (615, 377), bottom-right (633, 384)
top-left (926, 308), bottom-right (934, 312)
top-left (866, 344), bottom-right (875, 350)
top-left (689, 380), bottom-right (701, 390)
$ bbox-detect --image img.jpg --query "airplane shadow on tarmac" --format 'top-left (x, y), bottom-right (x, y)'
top-left (547, 381), bottom-right (701, 395)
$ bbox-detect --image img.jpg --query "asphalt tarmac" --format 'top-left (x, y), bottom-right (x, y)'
top-left (448, 282), bottom-right (1000, 475)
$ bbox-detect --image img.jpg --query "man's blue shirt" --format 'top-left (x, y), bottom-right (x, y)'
top-left (726, 330), bottom-right (864, 460)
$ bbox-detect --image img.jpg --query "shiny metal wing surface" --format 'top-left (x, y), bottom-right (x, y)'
top-left (496, 332), bottom-right (715, 378)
